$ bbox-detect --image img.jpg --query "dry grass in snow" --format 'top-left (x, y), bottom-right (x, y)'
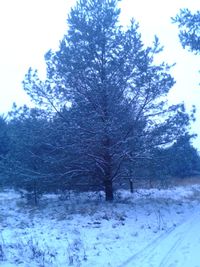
top-left (0, 184), bottom-right (200, 266)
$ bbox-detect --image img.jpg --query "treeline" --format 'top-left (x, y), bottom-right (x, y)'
top-left (0, 106), bottom-right (199, 199)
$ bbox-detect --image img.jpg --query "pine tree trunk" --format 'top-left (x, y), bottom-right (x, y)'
top-left (104, 180), bottom-right (113, 201)
top-left (129, 179), bottom-right (133, 193)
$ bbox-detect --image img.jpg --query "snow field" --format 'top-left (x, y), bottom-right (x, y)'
top-left (0, 185), bottom-right (200, 267)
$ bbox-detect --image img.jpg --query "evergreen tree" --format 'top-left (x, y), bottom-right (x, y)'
top-left (5, 106), bottom-right (52, 198)
top-left (166, 135), bottom-right (200, 178)
top-left (23, 0), bottom-right (194, 200)
top-left (149, 134), bottom-right (200, 179)
top-left (0, 116), bottom-right (10, 186)
top-left (172, 9), bottom-right (200, 54)
top-left (0, 116), bottom-right (9, 159)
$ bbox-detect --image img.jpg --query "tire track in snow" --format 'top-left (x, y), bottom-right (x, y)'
top-left (159, 214), bottom-right (200, 267)
top-left (117, 224), bottom-right (179, 267)
top-left (118, 214), bottom-right (200, 267)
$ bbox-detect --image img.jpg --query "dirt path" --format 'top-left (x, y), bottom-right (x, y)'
top-left (118, 212), bottom-right (200, 267)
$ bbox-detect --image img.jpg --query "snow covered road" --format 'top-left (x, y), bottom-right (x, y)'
top-left (120, 212), bottom-right (200, 267)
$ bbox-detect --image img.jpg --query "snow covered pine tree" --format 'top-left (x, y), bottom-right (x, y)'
top-left (23, 0), bottom-right (193, 201)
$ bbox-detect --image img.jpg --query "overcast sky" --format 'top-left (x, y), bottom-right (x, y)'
top-left (0, 0), bottom-right (199, 149)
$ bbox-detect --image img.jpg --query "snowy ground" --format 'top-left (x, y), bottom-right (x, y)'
top-left (0, 184), bottom-right (200, 267)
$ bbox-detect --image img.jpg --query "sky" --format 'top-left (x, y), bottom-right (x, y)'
top-left (0, 0), bottom-right (199, 149)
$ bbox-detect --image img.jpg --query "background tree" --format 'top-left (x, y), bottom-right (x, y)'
top-left (164, 134), bottom-right (200, 178)
top-left (172, 9), bottom-right (200, 54)
top-left (5, 107), bottom-right (46, 202)
top-left (3, 105), bottom-right (67, 203)
top-left (0, 116), bottom-right (9, 159)
top-left (0, 116), bottom-right (10, 187)
top-left (145, 134), bottom-right (200, 181)
top-left (23, 0), bottom-right (194, 201)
